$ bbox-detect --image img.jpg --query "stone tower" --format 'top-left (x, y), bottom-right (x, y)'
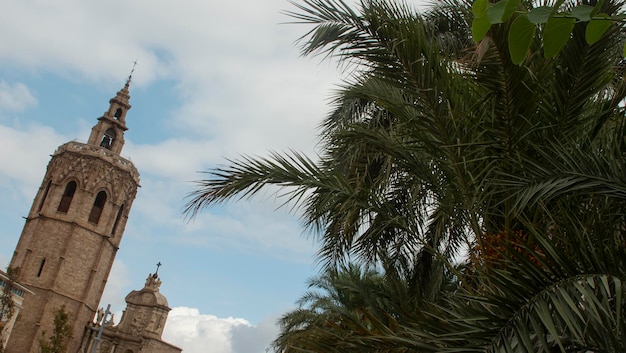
top-left (6, 81), bottom-right (140, 353)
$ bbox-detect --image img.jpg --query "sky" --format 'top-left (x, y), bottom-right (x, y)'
top-left (0, 0), bottom-right (426, 352)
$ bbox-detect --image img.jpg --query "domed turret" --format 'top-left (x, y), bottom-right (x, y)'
top-left (125, 273), bottom-right (169, 310)
top-left (80, 264), bottom-right (181, 353)
top-left (116, 265), bottom-right (171, 339)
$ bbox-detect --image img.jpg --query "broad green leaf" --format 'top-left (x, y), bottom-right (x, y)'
top-left (585, 14), bottom-right (611, 44)
top-left (488, 0), bottom-right (508, 24)
top-left (570, 5), bottom-right (594, 21)
top-left (472, 0), bottom-right (488, 17)
top-left (527, 6), bottom-right (553, 24)
top-left (508, 14), bottom-right (535, 64)
top-left (473, 16), bottom-right (492, 41)
top-left (591, 0), bottom-right (606, 17)
top-left (472, 0), bottom-right (491, 41)
top-left (543, 16), bottom-right (575, 58)
top-left (503, 0), bottom-right (521, 22)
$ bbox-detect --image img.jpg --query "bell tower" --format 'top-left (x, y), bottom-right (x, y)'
top-left (87, 80), bottom-right (130, 155)
top-left (5, 80), bottom-right (140, 353)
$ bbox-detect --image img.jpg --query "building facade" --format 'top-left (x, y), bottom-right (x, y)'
top-left (5, 81), bottom-right (140, 353)
top-left (0, 269), bottom-right (34, 349)
top-left (80, 272), bottom-right (182, 353)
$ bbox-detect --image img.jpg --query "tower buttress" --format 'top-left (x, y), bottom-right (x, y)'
top-left (6, 82), bottom-right (140, 353)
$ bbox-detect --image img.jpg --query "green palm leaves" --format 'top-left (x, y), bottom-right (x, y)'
top-left (186, 0), bottom-right (626, 351)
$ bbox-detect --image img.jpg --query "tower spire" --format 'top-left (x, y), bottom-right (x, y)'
top-left (86, 72), bottom-right (134, 155)
top-left (126, 60), bottom-right (138, 88)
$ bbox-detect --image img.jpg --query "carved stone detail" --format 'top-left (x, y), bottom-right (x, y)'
top-left (45, 145), bottom-right (139, 205)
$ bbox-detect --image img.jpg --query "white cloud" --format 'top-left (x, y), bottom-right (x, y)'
top-left (0, 123), bottom-right (67, 196)
top-left (125, 139), bottom-right (223, 182)
top-left (127, 176), bottom-right (316, 262)
top-left (0, 81), bottom-right (37, 113)
top-left (231, 317), bottom-right (281, 353)
top-left (163, 307), bottom-right (268, 353)
top-left (121, 138), bottom-right (317, 262)
top-left (0, 0), bottom-right (341, 155)
top-left (177, 211), bottom-right (315, 264)
top-left (0, 1), bottom-right (167, 85)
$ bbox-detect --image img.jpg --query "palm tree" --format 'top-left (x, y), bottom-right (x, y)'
top-left (186, 0), bottom-right (480, 269)
top-left (186, 0), bottom-right (626, 351)
top-left (271, 264), bottom-right (392, 353)
top-left (272, 259), bottom-right (457, 353)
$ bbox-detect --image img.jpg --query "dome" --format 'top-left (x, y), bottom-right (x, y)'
top-left (124, 273), bottom-right (169, 309)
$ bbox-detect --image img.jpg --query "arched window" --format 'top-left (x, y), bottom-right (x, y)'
top-left (100, 128), bottom-right (116, 150)
top-left (37, 180), bottom-right (52, 212)
top-left (57, 181), bottom-right (77, 213)
top-left (111, 204), bottom-right (125, 236)
top-left (88, 191), bottom-right (107, 224)
top-left (114, 108), bottom-right (123, 120)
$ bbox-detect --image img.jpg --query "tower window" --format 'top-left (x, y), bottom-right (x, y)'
top-left (38, 180), bottom-right (52, 212)
top-left (37, 259), bottom-right (46, 277)
top-left (88, 191), bottom-right (107, 224)
top-left (100, 128), bottom-right (116, 150)
top-left (57, 181), bottom-right (77, 213)
top-left (111, 204), bottom-right (125, 236)
top-left (114, 108), bottom-right (123, 120)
